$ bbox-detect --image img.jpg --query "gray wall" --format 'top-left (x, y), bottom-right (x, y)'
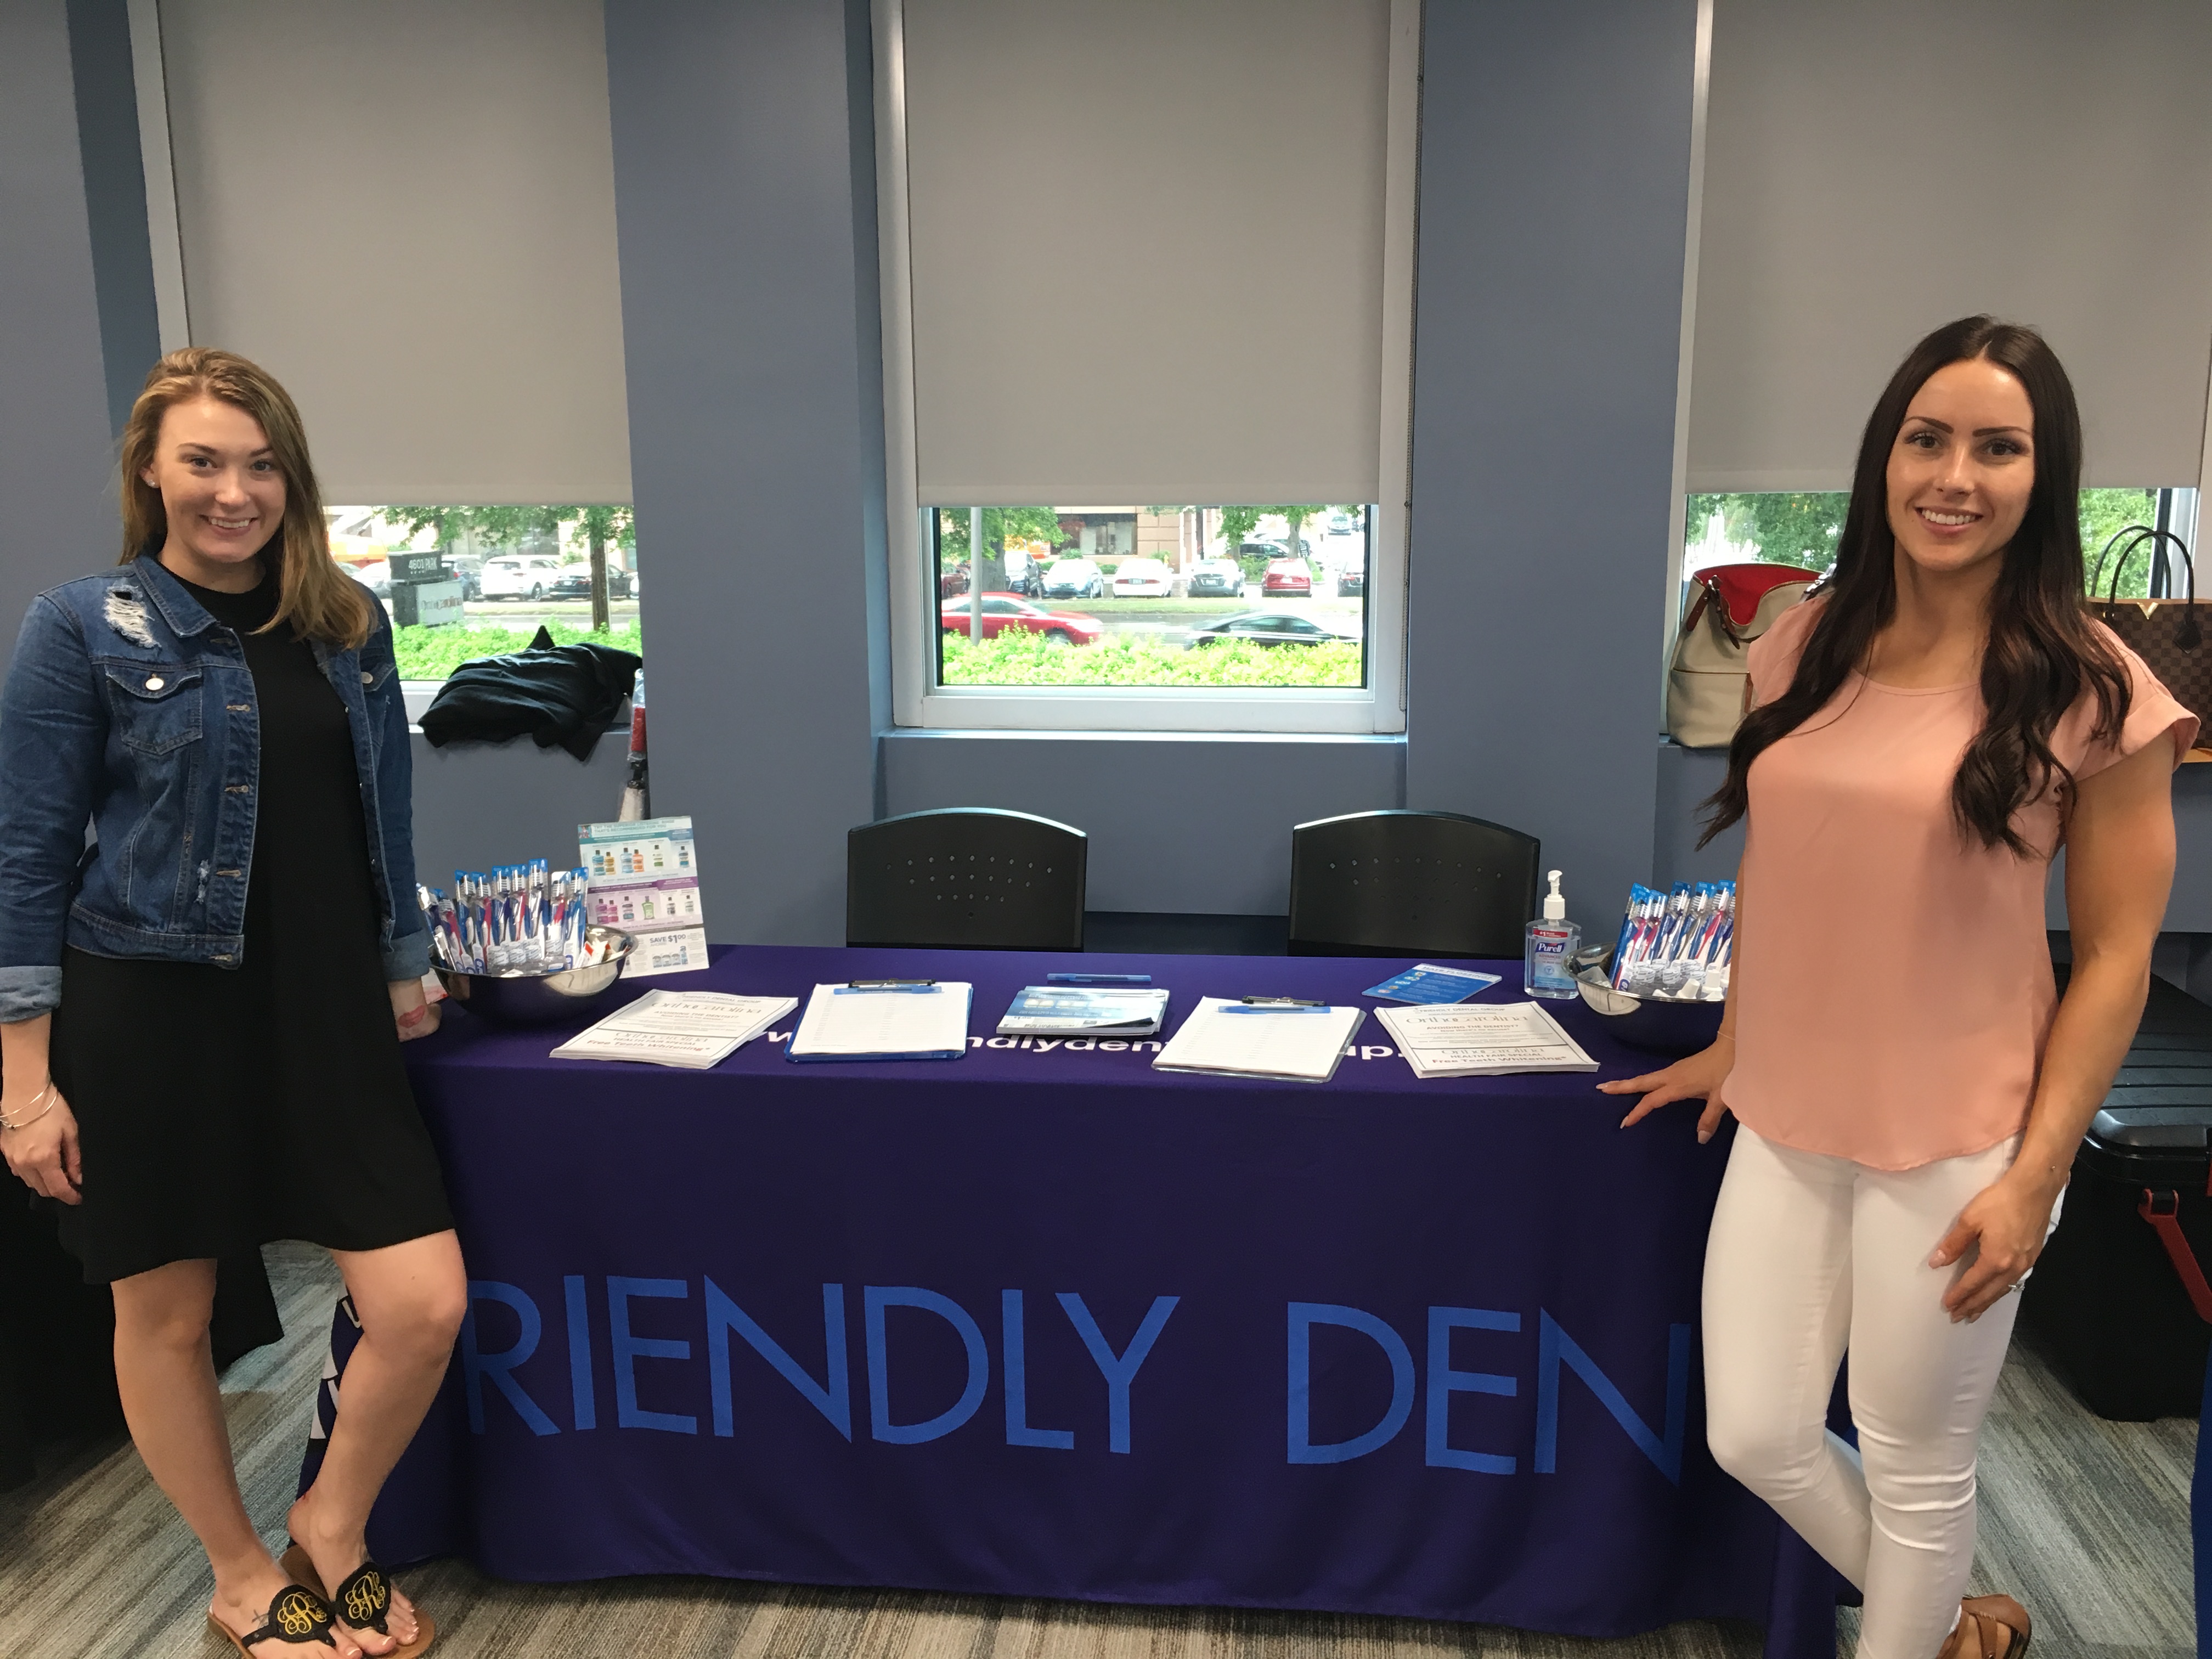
top-left (602, 0), bottom-right (890, 945)
top-left (408, 732), bottom-right (632, 889)
top-left (1403, 0), bottom-right (1701, 918)
top-left (65, 0), bottom-right (159, 439)
top-left (2, 0), bottom-right (123, 637)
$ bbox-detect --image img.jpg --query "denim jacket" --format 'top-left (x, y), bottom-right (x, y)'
top-left (0, 555), bottom-right (427, 1021)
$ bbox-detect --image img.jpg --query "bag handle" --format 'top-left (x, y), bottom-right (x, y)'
top-left (2092, 525), bottom-right (2200, 651)
top-left (2094, 524), bottom-right (2197, 607)
top-left (2138, 1188), bottom-right (2212, 1324)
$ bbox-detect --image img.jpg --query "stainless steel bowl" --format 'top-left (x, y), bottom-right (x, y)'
top-left (435, 926), bottom-right (637, 1026)
top-left (1575, 971), bottom-right (1725, 1056)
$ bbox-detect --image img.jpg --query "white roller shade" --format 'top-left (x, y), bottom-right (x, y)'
top-left (898, 0), bottom-right (1390, 506)
top-left (1689, 0), bottom-right (2212, 493)
top-left (159, 0), bottom-right (631, 504)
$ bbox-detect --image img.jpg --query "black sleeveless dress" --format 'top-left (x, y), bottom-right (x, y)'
top-left (51, 573), bottom-right (452, 1283)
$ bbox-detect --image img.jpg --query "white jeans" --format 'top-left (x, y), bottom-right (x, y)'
top-left (1703, 1125), bottom-right (2044, 1659)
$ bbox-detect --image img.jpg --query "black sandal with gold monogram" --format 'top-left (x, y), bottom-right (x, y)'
top-left (281, 1544), bottom-right (437, 1658)
top-left (206, 1582), bottom-right (338, 1654)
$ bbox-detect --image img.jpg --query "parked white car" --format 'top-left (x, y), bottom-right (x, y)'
top-left (481, 555), bottom-right (563, 601)
top-left (1110, 557), bottom-right (1173, 597)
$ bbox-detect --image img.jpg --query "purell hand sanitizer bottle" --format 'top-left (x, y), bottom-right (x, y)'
top-left (1523, 869), bottom-right (1581, 1000)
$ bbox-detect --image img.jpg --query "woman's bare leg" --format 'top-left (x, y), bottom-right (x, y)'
top-left (289, 1229), bottom-right (466, 1655)
top-left (111, 1258), bottom-right (364, 1657)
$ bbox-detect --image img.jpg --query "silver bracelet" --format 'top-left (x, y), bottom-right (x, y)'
top-left (0, 1082), bottom-right (57, 1132)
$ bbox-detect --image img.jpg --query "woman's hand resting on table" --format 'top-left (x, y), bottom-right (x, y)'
top-left (1, 1076), bottom-right (81, 1203)
top-left (1598, 1036), bottom-right (1734, 1143)
top-left (390, 977), bottom-right (441, 1043)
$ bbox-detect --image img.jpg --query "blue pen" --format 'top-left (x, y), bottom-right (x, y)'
top-left (1046, 972), bottom-right (1153, 985)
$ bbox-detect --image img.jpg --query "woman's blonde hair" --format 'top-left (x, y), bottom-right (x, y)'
top-left (119, 347), bottom-right (373, 648)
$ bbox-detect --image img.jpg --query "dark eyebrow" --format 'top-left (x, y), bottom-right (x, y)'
top-left (1900, 416), bottom-right (2030, 438)
top-left (175, 442), bottom-right (275, 457)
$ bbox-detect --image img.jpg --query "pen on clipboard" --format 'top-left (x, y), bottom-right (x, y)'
top-left (838, 979), bottom-right (940, 994)
top-left (1045, 972), bottom-right (1153, 985)
top-left (1224, 996), bottom-right (1330, 1013)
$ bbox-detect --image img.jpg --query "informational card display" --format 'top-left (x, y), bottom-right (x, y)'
top-left (997, 985), bottom-right (1170, 1036)
top-left (578, 815), bottom-right (707, 977)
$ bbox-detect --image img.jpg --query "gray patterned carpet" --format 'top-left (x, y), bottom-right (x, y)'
top-left (0, 1242), bottom-right (2195, 1658)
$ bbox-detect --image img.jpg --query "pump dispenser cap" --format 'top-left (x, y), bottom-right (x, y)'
top-left (1543, 869), bottom-right (1566, 921)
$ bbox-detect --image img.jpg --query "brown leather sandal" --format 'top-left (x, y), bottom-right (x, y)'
top-left (1942, 1593), bottom-right (2032, 1658)
top-left (206, 1581), bottom-right (339, 1653)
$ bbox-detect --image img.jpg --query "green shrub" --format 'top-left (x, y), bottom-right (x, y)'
top-left (940, 629), bottom-right (1361, 688)
top-left (393, 622), bottom-right (644, 681)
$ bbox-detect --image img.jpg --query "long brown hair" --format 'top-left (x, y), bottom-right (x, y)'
top-left (1702, 315), bottom-right (2130, 856)
top-left (119, 347), bottom-right (372, 648)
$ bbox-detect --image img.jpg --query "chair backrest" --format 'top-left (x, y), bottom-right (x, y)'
top-left (1288, 810), bottom-right (1539, 958)
top-left (847, 809), bottom-right (1087, 950)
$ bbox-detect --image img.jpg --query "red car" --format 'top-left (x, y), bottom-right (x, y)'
top-left (940, 592), bottom-right (1104, 647)
top-left (1262, 557), bottom-right (1313, 597)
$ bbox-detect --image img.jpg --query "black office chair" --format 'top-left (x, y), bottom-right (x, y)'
top-left (847, 808), bottom-right (1087, 950)
top-left (1288, 810), bottom-right (1540, 958)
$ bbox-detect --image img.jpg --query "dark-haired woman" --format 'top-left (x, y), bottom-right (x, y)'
top-left (0, 348), bottom-right (460, 1658)
top-left (1604, 317), bottom-right (2192, 1659)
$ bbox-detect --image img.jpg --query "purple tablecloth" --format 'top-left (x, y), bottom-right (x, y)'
top-left (305, 944), bottom-right (1838, 1654)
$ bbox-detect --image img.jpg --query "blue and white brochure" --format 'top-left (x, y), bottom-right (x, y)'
top-left (1363, 963), bottom-right (1503, 1005)
top-left (998, 985), bottom-right (1170, 1036)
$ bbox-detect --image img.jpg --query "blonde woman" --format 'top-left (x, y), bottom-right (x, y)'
top-left (0, 349), bottom-right (461, 1657)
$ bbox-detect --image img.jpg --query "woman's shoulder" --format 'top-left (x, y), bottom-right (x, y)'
top-left (1745, 589), bottom-right (1826, 698)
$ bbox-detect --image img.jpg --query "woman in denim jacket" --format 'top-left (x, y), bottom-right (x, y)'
top-left (0, 350), bottom-right (459, 1659)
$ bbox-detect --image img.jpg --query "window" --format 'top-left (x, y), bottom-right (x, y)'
top-left (876, 0), bottom-right (1419, 735)
top-left (1680, 488), bottom-right (2201, 600)
top-left (932, 505), bottom-right (1372, 690)
top-left (327, 505), bottom-right (641, 683)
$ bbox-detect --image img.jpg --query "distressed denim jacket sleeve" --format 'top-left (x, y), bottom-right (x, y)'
top-left (367, 603), bottom-right (430, 985)
top-left (0, 598), bottom-right (104, 1020)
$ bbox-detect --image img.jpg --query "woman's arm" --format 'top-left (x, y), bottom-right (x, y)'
top-left (0, 596), bottom-right (105, 1023)
top-left (1599, 862), bottom-right (1743, 1142)
top-left (1932, 735), bottom-right (2177, 1321)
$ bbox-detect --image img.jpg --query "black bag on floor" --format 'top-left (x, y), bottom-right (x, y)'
top-left (2022, 996), bottom-right (2212, 1420)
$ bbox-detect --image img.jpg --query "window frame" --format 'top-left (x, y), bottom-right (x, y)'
top-left (871, 0), bottom-right (1422, 736)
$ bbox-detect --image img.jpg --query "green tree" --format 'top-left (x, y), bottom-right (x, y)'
top-left (936, 507), bottom-right (1065, 589)
top-left (1686, 492), bottom-right (1849, 572)
top-left (2079, 488), bottom-right (2161, 598)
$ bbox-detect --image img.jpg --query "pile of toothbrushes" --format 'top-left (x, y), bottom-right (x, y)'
top-left (417, 859), bottom-right (605, 975)
top-left (1610, 880), bottom-right (1734, 1003)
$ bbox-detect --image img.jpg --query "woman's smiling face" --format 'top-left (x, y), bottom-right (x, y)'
top-left (1885, 356), bottom-right (2035, 580)
top-left (139, 396), bottom-right (285, 577)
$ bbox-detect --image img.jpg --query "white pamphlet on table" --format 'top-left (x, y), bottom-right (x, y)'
top-left (550, 989), bottom-right (797, 1070)
top-left (1152, 997), bottom-right (1365, 1084)
top-left (787, 983), bottom-right (973, 1062)
top-left (1376, 1000), bottom-right (1596, 1078)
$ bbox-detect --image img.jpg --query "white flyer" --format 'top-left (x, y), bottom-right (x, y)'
top-left (579, 815), bottom-right (707, 977)
top-left (1376, 1001), bottom-right (1597, 1078)
top-left (551, 989), bottom-right (797, 1069)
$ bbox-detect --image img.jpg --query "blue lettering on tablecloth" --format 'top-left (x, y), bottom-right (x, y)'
top-left (706, 1279), bottom-right (852, 1440)
top-left (455, 1281), bottom-right (1685, 1479)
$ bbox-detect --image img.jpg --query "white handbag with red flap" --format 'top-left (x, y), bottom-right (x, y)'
top-left (1666, 563), bottom-right (1818, 748)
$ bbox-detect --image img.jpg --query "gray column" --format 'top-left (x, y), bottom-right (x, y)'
top-left (1403, 0), bottom-right (1701, 917)
top-left (602, 0), bottom-right (891, 943)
